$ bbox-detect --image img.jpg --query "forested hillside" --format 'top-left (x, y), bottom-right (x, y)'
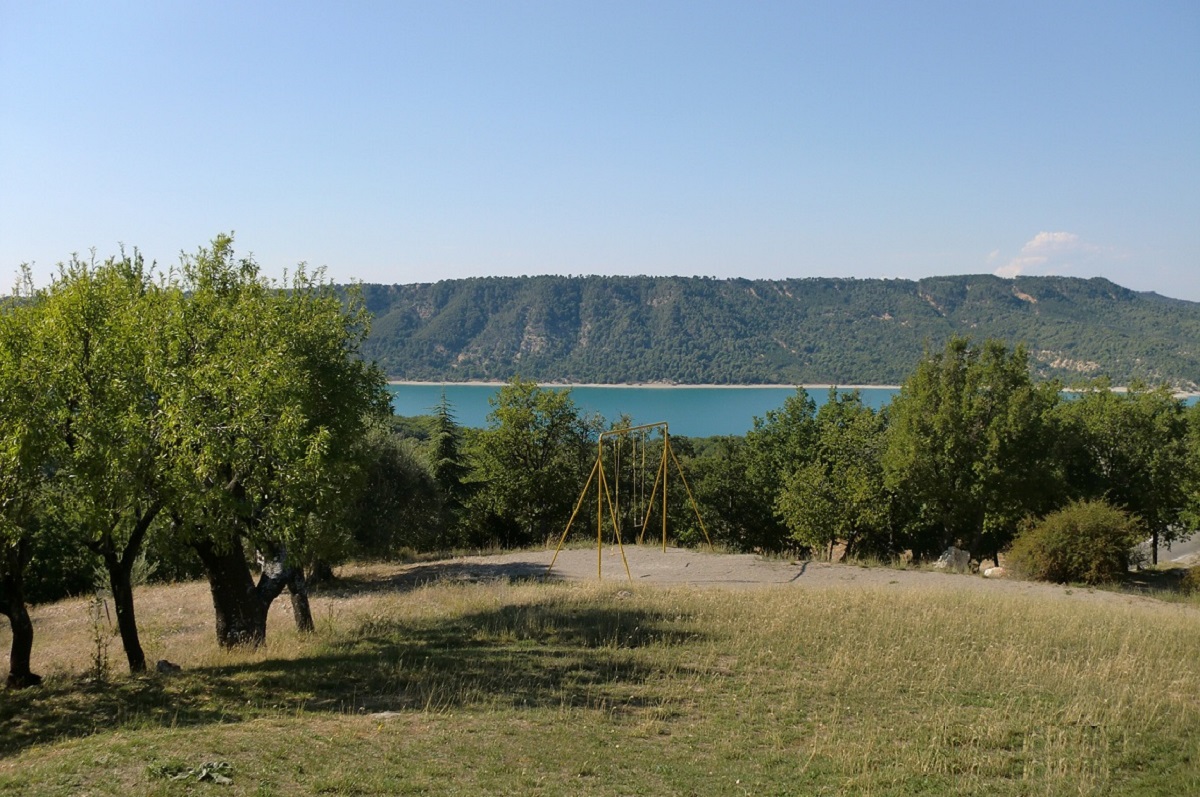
top-left (357, 274), bottom-right (1200, 389)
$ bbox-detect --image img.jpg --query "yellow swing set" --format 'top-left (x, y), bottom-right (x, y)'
top-left (547, 421), bottom-right (713, 580)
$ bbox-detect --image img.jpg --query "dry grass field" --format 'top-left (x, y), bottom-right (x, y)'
top-left (1, 551), bottom-right (1198, 795)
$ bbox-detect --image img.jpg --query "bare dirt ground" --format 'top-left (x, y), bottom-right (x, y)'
top-left (370, 544), bottom-right (1196, 611)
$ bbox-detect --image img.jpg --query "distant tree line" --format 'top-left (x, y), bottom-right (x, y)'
top-left (360, 338), bottom-right (1198, 579)
top-left (722, 339), bottom-right (1197, 570)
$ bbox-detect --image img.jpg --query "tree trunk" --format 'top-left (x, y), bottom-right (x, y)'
top-left (2, 599), bottom-right (39, 689)
top-left (91, 504), bottom-right (160, 673)
top-left (308, 559), bottom-right (335, 586)
top-left (1151, 529), bottom-right (1159, 566)
top-left (102, 552), bottom-right (146, 672)
top-left (287, 568), bottom-right (315, 633)
top-left (254, 545), bottom-right (313, 632)
top-left (193, 538), bottom-right (267, 648)
top-left (1, 541), bottom-right (41, 688)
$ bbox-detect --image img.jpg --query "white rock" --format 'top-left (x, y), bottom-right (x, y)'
top-left (933, 547), bottom-right (971, 572)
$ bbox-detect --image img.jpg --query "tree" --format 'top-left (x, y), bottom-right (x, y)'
top-left (427, 393), bottom-right (473, 545)
top-left (1054, 384), bottom-right (1193, 565)
top-left (685, 435), bottom-right (782, 552)
top-left (349, 421), bottom-right (442, 556)
top-left (0, 282), bottom-right (56, 687)
top-left (1186, 402), bottom-right (1200, 533)
top-left (159, 236), bottom-right (389, 647)
top-left (742, 389), bottom-right (819, 552)
top-left (776, 390), bottom-right (892, 559)
top-left (466, 378), bottom-right (597, 547)
top-left (884, 338), bottom-right (1061, 563)
top-left (37, 250), bottom-right (168, 673)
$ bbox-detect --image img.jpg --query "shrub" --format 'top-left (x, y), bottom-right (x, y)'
top-left (1007, 500), bottom-right (1144, 585)
top-left (1181, 566), bottom-right (1200, 596)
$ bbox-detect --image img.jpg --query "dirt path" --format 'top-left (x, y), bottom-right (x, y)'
top-left (413, 545), bottom-right (1193, 611)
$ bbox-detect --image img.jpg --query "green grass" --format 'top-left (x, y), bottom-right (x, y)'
top-left (1, 567), bottom-right (1198, 795)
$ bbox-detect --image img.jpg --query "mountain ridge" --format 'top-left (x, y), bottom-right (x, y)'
top-left (355, 273), bottom-right (1200, 390)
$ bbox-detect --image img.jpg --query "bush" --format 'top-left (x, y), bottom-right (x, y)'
top-left (1181, 566), bottom-right (1200, 596)
top-left (1007, 500), bottom-right (1144, 585)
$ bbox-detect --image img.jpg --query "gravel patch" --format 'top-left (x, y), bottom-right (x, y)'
top-left (438, 545), bottom-right (1194, 611)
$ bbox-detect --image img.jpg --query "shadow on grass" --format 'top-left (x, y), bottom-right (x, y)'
top-left (0, 597), bottom-right (702, 758)
top-left (0, 674), bottom-right (237, 759)
top-left (1120, 566), bottom-right (1192, 597)
top-left (318, 559), bottom-right (560, 597)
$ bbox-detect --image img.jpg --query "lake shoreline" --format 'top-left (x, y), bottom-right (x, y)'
top-left (388, 380), bottom-right (1199, 399)
top-left (388, 380), bottom-right (905, 390)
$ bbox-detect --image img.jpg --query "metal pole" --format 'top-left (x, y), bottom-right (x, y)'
top-left (597, 438), bottom-right (603, 580)
top-left (548, 458), bottom-right (599, 574)
top-left (669, 440), bottom-right (716, 552)
top-left (662, 428), bottom-right (669, 552)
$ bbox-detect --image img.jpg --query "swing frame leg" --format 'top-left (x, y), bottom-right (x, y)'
top-left (550, 421), bottom-right (712, 580)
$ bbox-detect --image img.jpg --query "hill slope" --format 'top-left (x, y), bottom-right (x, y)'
top-left (356, 274), bottom-right (1200, 389)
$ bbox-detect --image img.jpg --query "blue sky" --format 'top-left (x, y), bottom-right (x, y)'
top-left (2, 1), bottom-right (1197, 299)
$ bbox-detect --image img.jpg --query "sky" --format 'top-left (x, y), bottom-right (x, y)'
top-left (2, 1), bottom-right (1197, 299)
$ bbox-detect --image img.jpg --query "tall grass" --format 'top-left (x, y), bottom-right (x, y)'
top-left (1, 566), bottom-right (1197, 795)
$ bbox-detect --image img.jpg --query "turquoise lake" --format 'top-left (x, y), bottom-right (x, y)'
top-left (388, 384), bottom-right (1198, 438)
top-left (387, 384), bottom-right (899, 438)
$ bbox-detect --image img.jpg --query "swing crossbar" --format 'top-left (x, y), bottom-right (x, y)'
top-left (597, 421), bottom-right (669, 442)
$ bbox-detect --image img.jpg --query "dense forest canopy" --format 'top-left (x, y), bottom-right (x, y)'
top-left (355, 274), bottom-right (1200, 390)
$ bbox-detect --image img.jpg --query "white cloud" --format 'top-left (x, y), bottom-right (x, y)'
top-left (994, 231), bottom-right (1095, 278)
top-left (1025, 231), bottom-right (1081, 253)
